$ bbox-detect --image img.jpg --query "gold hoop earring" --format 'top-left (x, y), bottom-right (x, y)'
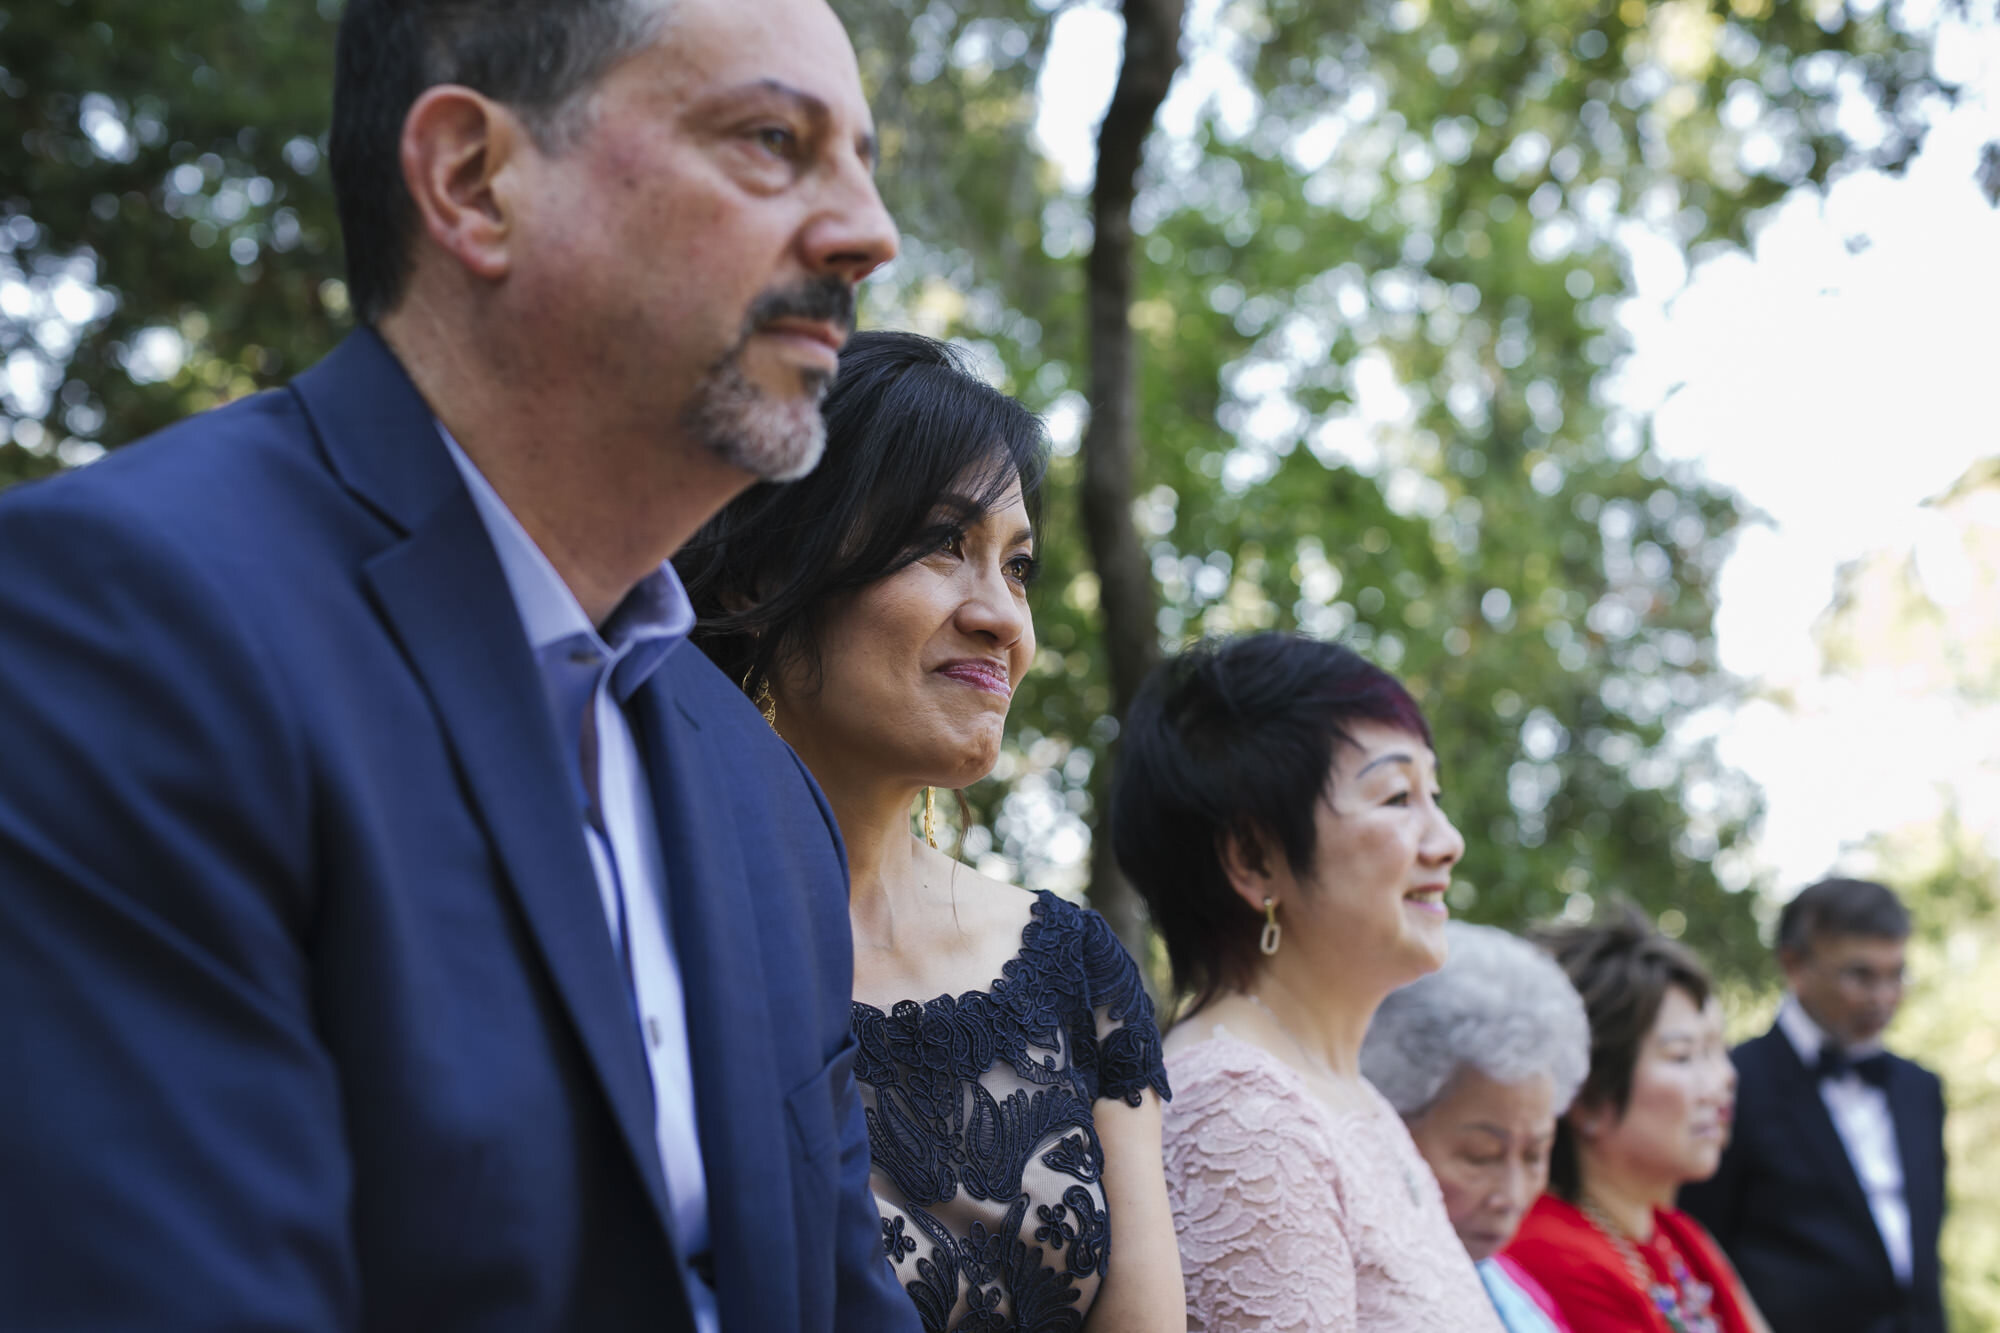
top-left (923, 787), bottom-right (938, 849)
top-left (1260, 896), bottom-right (1282, 956)
top-left (740, 667), bottom-right (777, 729)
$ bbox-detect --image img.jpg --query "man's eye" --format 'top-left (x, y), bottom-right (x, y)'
top-left (753, 126), bottom-right (798, 157)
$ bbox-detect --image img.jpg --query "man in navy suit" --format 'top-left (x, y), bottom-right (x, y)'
top-left (1681, 878), bottom-right (1948, 1333)
top-left (0, 0), bottom-right (920, 1329)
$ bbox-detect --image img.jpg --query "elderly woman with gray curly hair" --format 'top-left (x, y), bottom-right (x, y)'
top-left (1361, 921), bottom-right (1591, 1333)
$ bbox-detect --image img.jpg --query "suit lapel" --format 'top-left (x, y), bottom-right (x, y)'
top-left (632, 675), bottom-right (796, 1332)
top-left (294, 331), bottom-right (681, 1248)
top-left (1887, 1061), bottom-right (1941, 1278)
top-left (1765, 1028), bottom-right (1896, 1281)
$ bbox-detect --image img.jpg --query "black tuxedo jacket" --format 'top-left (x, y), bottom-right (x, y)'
top-left (1680, 1024), bottom-right (1948, 1333)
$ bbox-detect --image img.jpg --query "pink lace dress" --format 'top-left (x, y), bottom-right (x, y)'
top-left (1163, 1031), bottom-right (1505, 1333)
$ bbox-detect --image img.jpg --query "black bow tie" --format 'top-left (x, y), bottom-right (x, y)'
top-left (1816, 1045), bottom-right (1892, 1088)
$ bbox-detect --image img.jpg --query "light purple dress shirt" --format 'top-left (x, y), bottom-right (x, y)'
top-left (440, 426), bottom-right (718, 1333)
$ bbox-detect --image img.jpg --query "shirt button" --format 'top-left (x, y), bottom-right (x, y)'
top-left (645, 1016), bottom-right (663, 1047)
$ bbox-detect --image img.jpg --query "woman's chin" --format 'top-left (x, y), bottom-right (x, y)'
top-left (927, 737), bottom-right (1004, 789)
top-left (1400, 910), bottom-right (1450, 973)
top-left (1679, 1142), bottom-right (1727, 1185)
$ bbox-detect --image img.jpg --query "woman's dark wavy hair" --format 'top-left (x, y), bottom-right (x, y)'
top-left (1531, 903), bottom-right (1715, 1200)
top-left (1108, 632), bottom-right (1434, 1018)
top-left (676, 330), bottom-right (1047, 698)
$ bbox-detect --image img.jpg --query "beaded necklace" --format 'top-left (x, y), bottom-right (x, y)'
top-left (1577, 1196), bottom-right (1721, 1333)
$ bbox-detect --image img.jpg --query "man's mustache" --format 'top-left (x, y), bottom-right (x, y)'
top-left (744, 277), bottom-right (856, 347)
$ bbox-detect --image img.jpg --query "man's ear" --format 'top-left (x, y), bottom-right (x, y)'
top-left (1217, 824), bottom-right (1280, 915)
top-left (398, 85), bottom-right (527, 285)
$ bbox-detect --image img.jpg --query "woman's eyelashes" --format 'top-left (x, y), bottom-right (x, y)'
top-left (925, 527), bottom-right (1038, 588)
top-left (1387, 783), bottom-right (1448, 810)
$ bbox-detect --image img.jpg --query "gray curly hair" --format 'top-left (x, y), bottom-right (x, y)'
top-left (1361, 920), bottom-right (1590, 1119)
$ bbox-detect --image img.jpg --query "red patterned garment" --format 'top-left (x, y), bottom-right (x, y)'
top-left (1505, 1194), bottom-right (1757, 1333)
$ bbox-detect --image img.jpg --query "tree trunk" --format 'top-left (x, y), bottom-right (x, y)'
top-left (1080, 0), bottom-right (1184, 973)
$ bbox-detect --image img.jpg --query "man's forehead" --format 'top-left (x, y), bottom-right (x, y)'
top-left (650, 0), bottom-right (870, 120)
top-left (1817, 932), bottom-right (1906, 961)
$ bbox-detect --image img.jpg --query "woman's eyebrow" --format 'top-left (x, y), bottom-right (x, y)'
top-left (1355, 752), bottom-right (1417, 777)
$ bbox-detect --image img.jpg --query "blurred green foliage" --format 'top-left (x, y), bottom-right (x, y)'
top-left (846, 0), bottom-right (1946, 979)
top-left (0, 0), bottom-right (1952, 980)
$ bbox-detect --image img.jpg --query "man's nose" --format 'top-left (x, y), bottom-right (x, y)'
top-left (805, 165), bottom-right (899, 287)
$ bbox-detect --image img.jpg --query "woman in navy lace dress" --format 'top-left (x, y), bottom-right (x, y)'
top-left (678, 331), bottom-right (1183, 1332)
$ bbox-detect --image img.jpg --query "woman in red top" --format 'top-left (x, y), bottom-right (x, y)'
top-left (1505, 910), bottom-right (1771, 1333)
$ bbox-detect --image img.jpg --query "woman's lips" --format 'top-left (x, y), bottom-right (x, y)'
top-left (1692, 1108), bottom-right (1734, 1138)
top-left (937, 660), bottom-right (1013, 698)
top-left (1403, 885), bottom-right (1449, 916)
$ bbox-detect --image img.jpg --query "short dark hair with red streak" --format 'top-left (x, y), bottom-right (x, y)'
top-left (1108, 632), bottom-right (1434, 1018)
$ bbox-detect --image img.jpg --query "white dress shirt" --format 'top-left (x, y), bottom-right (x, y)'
top-left (441, 427), bottom-right (718, 1333)
top-left (1776, 995), bottom-right (1913, 1284)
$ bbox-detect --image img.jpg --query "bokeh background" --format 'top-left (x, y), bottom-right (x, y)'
top-left (3, 0), bottom-right (1995, 1320)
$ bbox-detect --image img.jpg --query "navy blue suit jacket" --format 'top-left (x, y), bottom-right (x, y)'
top-left (1679, 1025), bottom-right (1947, 1333)
top-left (0, 330), bottom-right (919, 1332)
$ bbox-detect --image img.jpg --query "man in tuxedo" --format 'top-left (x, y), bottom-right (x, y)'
top-left (0, 1), bottom-right (919, 1329)
top-left (1681, 878), bottom-right (1948, 1333)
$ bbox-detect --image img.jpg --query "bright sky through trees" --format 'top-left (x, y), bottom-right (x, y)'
top-left (1035, 0), bottom-right (2000, 893)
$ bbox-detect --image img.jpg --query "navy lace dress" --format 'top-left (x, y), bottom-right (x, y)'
top-left (852, 890), bottom-right (1170, 1333)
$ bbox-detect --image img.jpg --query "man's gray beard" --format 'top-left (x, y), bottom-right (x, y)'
top-left (683, 351), bottom-right (829, 483)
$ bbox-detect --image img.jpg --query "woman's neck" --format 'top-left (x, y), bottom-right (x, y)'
top-left (1240, 961), bottom-right (1380, 1080)
top-left (1577, 1152), bottom-right (1675, 1242)
top-left (801, 748), bottom-right (933, 948)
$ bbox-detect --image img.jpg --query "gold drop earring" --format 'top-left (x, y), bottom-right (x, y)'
top-left (740, 666), bottom-right (777, 729)
top-left (1260, 896), bottom-right (1282, 956)
top-left (922, 787), bottom-right (938, 849)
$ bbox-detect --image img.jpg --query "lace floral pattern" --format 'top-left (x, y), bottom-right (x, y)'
top-left (1163, 1031), bottom-right (1505, 1333)
top-left (853, 891), bottom-right (1170, 1333)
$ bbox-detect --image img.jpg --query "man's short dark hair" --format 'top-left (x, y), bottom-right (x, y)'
top-left (1108, 633), bottom-right (1434, 1016)
top-left (330, 0), bottom-right (665, 324)
top-left (1777, 877), bottom-right (1911, 957)
top-left (1532, 904), bottom-right (1714, 1201)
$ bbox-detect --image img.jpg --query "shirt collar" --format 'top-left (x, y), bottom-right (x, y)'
top-left (1776, 993), bottom-right (1828, 1066)
top-left (437, 423), bottom-right (693, 700)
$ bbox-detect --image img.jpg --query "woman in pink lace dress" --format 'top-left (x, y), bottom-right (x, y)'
top-left (1108, 633), bottom-right (1504, 1333)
